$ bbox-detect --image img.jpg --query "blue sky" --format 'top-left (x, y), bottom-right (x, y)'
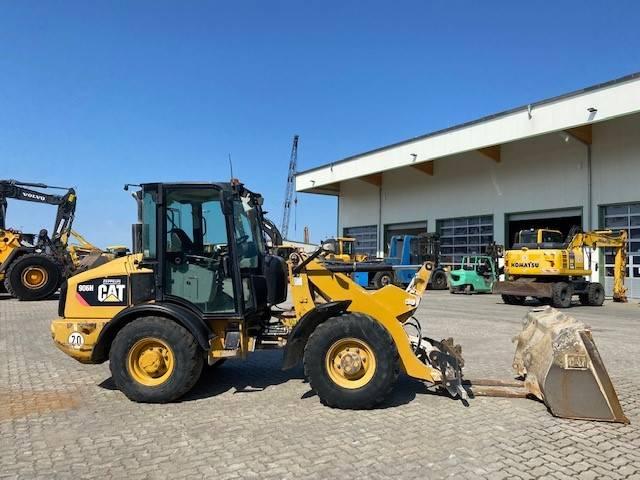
top-left (1, 1), bottom-right (639, 247)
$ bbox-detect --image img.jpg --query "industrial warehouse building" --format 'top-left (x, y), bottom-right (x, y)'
top-left (296, 72), bottom-right (640, 298)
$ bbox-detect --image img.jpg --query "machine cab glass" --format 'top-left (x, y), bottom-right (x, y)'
top-left (164, 187), bottom-right (237, 313)
top-left (139, 183), bottom-right (267, 316)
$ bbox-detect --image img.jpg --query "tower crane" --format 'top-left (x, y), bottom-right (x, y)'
top-left (280, 135), bottom-right (299, 240)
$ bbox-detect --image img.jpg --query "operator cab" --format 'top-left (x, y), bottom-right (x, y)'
top-left (513, 229), bottom-right (565, 250)
top-left (461, 255), bottom-right (493, 276)
top-left (137, 182), bottom-right (286, 325)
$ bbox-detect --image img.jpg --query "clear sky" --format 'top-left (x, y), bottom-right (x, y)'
top-left (2, 1), bottom-right (639, 247)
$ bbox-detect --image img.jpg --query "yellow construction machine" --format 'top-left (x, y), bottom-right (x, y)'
top-left (0, 179), bottom-right (125, 300)
top-left (494, 228), bottom-right (627, 308)
top-left (50, 181), bottom-right (628, 423)
top-left (323, 236), bottom-right (369, 262)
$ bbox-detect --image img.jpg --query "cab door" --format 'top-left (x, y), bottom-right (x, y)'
top-left (162, 186), bottom-right (238, 314)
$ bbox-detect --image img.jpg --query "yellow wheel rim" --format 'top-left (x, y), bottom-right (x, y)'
top-left (21, 266), bottom-right (48, 289)
top-left (325, 338), bottom-right (376, 389)
top-left (127, 338), bottom-right (175, 387)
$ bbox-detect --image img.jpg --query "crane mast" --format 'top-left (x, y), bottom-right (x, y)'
top-left (280, 135), bottom-right (299, 240)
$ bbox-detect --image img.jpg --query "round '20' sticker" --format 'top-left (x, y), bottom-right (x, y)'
top-left (68, 332), bottom-right (84, 348)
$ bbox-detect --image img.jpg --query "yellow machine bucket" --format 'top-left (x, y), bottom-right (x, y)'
top-left (513, 307), bottom-right (628, 423)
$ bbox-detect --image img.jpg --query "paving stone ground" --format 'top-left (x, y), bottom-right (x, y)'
top-left (1, 291), bottom-right (639, 479)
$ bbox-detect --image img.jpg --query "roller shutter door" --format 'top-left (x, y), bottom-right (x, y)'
top-left (601, 203), bottom-right (640, 299)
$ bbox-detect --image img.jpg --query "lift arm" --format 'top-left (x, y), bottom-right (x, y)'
top-left (568, 229), bottom-right (628, 303)
top-left (0, 179), bottom-right (77, 247)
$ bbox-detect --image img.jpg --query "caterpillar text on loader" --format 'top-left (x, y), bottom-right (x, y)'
top-left (51, 181), bottom-right (628, 422)
top-left (0, 179), bottom-right (121, 300)
top-left (494, 228), bottom-right (627, 308)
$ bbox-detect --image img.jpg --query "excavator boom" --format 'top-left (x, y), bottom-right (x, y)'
top-left (568, 230), bottom-right (628, 302)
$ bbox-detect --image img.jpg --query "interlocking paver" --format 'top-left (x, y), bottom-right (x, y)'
top-left (1, 292), bottom-right (638, 479)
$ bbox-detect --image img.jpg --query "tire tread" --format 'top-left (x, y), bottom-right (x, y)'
top-left (303, 312), bottom-right (399, 409)
top-left (109, 316), bottom-right (203, 403)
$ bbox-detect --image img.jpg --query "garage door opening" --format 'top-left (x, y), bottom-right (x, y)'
top-left (383, 221), bottom-right (427, 254)
top-left (506, 209), bottom-right (582, 247)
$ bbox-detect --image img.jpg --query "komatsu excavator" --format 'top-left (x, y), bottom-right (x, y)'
top-left (50, 181), bottom-right (628, 423)
top-left (494, 228), bottom-right (627, 308)
top-left (0, 179), bottom-right (123, 300)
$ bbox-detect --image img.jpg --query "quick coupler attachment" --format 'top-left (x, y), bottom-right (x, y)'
top-left (422, 337), bottom-right (467, 400)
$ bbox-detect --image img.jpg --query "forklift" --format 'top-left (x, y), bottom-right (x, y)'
top-left (352, 233), bottom-right (448, 290)
top-left (448, 243), bottom-right (503, 294)
top-left (50, 180), bottom-right (628, 423)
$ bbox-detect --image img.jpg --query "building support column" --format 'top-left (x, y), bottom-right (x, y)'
top-left (378, 182), bottom-right (383, 257)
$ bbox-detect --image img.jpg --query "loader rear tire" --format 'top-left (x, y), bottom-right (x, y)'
top-left (372, 271), bottom-right (394, 289)
top-left (304, 313), bottom-right (399, 409)
top-left (501, 294), bottom-right (526, 305)
top-left (4, 253), bottom-right (61, 301)
top-left (580, 282), bottom-right (605, 306)
top-left (551, 282), bottom-right (573, 308)
top-left (110, 317), bottom-right (203, 403)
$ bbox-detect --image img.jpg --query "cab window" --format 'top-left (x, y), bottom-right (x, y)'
top-left (542, 231), bottom-right (563, 243)
top-left (164, 188), bottom-right (236, 314)
top-left (141, 190), bottom-right (157, 258)
top-left (519, 231), bottom-right (536, 244)
top-left (233, 195), bottom-right (263, 270)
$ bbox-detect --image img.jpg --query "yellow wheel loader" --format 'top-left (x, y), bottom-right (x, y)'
top-left (323, 236), bottom-right (369, 262)
top-left (0, 179), bottom-right (124, 301)
top-left (494, 228), bottom-right (627, 308)
top-left (51, 181), bottom-right (628, 423)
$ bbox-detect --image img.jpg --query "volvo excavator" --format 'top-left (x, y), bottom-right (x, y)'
top-left (50, 181), bottom-right (628, 423)
top-left (0, 179), bottom-right (124, 301)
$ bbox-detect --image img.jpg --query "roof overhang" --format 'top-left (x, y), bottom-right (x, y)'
top-left (296, 72), bottom-right (640, 194)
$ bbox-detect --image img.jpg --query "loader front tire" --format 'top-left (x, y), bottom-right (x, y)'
top-left (110, 317), bottom-right (203, 403)
top-left (580, 282), bottom-right (605, 306)
top-left (304, 313), bottom-right (399, 409)
top-left (5, 253), bottom-right (61, 301)
top-left (551, 282), bottom-right (573, 308)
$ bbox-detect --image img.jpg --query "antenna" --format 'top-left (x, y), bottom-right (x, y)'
top-left (228, 153), bottom-right (234, 181)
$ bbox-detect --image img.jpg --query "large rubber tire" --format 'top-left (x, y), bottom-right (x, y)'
top-left (551, 282), bottom-right (573, 308)
top-left (501, 294), bottom-right (526, 305)
top-left (4, 253), bottom-right (61, 301)
top-left (303, 313), bottom-right (399, 409)
top-left (372, 271), bottom-right (394, 289)
top-left (430, 270), bottom-right (448, 290)
top-left (579, 282), bottom-right (605, 306)
top-left (110, 317), bottom-right (204, 403)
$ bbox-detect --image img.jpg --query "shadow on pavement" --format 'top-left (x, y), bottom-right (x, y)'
top-left (98, 349), bottom-right (457, 409)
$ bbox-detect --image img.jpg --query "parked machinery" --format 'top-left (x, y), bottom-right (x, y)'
top-left (52, 181), bottom-right (462, 407)
top-left (449, 242), bottom-right (503, 294)
top-left (494, 228), bottom-right (627, 307)
top-left (50, 180), bottom-right (627, 423)
top-left (323, 236), bottom-right (369, 262)
top-left (352, 233), bottom-right (448, 290)
top-left (0, 179), bottom-right (123, 300)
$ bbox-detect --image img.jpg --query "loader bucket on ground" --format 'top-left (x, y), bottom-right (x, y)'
top-left (512, 306), bottom-right (628, 424)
